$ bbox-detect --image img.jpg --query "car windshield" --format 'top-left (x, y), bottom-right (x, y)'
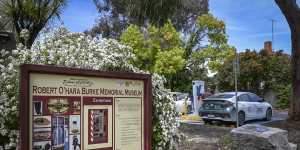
top-left (171, 93), bottom-right (188, 101)
top-left (208, 94), bottom-right (234, 99)
top-left (177, 94), bottom-right (188, 100)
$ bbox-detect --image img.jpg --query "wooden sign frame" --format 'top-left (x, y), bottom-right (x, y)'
top-left (20, 64), bottom-right (152, 150)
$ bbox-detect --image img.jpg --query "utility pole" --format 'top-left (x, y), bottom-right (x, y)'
top-left (271, 19), bottom-right (276, 50)
top-left (234, 50), bottom-right (239, 127)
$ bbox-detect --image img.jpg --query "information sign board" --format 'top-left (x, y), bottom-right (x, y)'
top-left (20, 64), bottom-right (152, 150)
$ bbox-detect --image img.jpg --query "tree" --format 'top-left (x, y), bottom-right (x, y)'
top-left (0, 11), bottom-right (11, 31)
top-left (189, 44), bottom-right (235, 73)
top-left (217, 49), bottom-right (291, 96)
top-left (218, 50), bottom-right (263, 93)
top-left (0, 0), bottom-right (67, 48)
top-left (171, 0), bottom-right (209, 34)
top-left (121, 22), bottom-right (186, 76)
top-left (275, 0), bottom-right (300, 120)
top-left (121, 22), bottom-right (186, 90)
top-left (259, 49), bottom-right (291, 91)
top-left (86, 0), bottom-right (208, 38)
top-left (172, 14), bottom-right (234, 92)
top-left (121, 13), bottom-right (232, 92)
top-left (184, 14), bottom-right (228, 58)
top-left (120, 25), bottom-right (154, 71)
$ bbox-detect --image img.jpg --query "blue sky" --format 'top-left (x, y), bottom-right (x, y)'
top-left (209, 0), bottom-right (297, 53)
top-left (61, 0), bottom-right (297, 53)
top-left (61, 0), bottom-right (98, 32)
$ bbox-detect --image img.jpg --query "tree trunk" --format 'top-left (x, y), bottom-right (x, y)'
top-left (275, 0), bottom-right (300, 120)
top-left (290, 26), bottom-right (300, 120)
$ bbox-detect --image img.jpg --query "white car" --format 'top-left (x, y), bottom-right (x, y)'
top-left (198, 92), bottom-right (272, 126)
top-left (171, 93), bottom-right (192, 113)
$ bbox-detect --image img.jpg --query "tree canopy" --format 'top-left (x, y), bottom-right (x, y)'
top-left (86, 0), bottom-right (208, 38)
top-left (120, 22), bottom-right (186, 76)
top-left (217, 49), bottom-right (291, 95)
top-left (172, 14), bottom-right (234, 92)
top-left (184, 13), bottom-right (228, 57)
top-left (0, 0), bottom-right (67, 48)
top-left (119, 13), bottom-right (234, 92)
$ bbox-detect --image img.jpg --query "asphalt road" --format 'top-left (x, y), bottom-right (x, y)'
top-left (248, 109), bottom-right (288, 125)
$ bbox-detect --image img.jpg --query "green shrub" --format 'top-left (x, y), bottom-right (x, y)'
top-left (275, 84), bottom-right (291, 109)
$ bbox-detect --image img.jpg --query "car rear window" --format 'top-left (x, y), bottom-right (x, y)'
top-left (202, 100), bottom-right (226, 110)
top-left (177, 94), bottom-right (188, 100)
top-left (208, 94), bottom-right (234, 99)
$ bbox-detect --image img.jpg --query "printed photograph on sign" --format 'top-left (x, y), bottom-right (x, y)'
top-left (69, 134), bottom-right (80, 150)
top-left (52, 116), bottom-right (69, 150)
top-left (33, 128), bottom-right (52, 141)
top-left (48, 98), bottom-right (70, 115)
top-left (64, 124), bottom-right (69, 150)
top-left (70, 101), bottom-right (81, 114)
top-left (33, 101), bottom-right (43, 115)
top-left (69, 115), bottom-right (80, 135)
top-left (88, 109), bottom-right (108, 144)
top-left (33, 116), bottom-right (51, 128)
top-left (33, 141), bottom-right (52, 150)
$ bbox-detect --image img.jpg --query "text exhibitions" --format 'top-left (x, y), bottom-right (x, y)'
top-left (20, 64), bottom-right (152, 150)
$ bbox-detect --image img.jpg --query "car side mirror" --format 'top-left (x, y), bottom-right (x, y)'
top-left (258, 98), bottom-right (265, 102)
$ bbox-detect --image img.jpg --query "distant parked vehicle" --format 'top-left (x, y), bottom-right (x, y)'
top-left (170, 92), bottom-right (192, 114)
top-left (198, 92), bottom-right (272, 126)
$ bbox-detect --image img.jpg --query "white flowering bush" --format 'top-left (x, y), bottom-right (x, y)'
top-left (0, 28), bottom-right (181, 149)
top-left (152, 77), bottom-right (182, 150)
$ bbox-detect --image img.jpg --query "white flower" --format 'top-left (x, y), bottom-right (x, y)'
top-left (20, 29), bottom-right (30, 40)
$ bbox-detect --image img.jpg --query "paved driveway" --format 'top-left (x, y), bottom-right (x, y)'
top-left (180, 109), bottom-right (288, 126)
top-left (248, 109), bottom-right (288, 125)
top-left (178, 109), bottom-right (289, 150)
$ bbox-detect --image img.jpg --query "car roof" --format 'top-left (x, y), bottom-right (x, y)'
top-left (204, 92), bottom-right (253, 102)
top-left (218, 92), bottom-right (250, 96)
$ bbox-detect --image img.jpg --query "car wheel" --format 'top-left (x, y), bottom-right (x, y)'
top-left (187, 105), bottom-right (192, 113)
top-left (238, 111), bottom-right (245, 126)
top-left (265, 108), bottom-right (272, 121)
